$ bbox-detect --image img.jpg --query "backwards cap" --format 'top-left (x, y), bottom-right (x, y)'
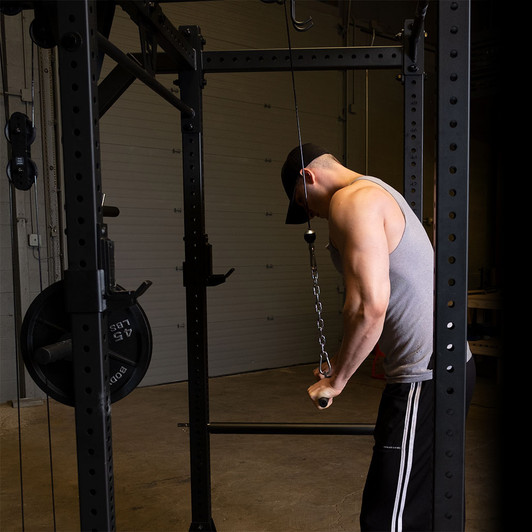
top-left (281, 143), bottom-right (329, 224)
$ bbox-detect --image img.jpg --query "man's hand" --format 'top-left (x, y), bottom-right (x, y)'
top-left (307, 373), bottom-right (343, 410)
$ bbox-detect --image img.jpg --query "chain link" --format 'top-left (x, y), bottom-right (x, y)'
top-left (308, 242), bottom-right (332, 377)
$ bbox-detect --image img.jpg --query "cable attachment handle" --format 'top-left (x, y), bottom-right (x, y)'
top-left (304, 229), bottom-right (332, 379)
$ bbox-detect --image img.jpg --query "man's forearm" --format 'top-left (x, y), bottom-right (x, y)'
top-left (331, 308), bottom-right (385, 390)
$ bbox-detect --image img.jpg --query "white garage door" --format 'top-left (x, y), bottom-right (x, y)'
top-left (99, 1), bottom-right (345, 386)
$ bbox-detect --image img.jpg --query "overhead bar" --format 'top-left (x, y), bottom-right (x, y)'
top-left (202, 46), bottom-right (403, 73)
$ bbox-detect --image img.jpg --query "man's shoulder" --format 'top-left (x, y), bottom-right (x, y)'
top-left (330, 180), bottom-right (390, 217)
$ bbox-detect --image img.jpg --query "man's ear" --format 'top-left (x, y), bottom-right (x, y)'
top-left (300, 168), bottom-right (316, 184)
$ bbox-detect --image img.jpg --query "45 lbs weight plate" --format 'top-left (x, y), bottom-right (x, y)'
top-left (20, 280), bottom-right (152, 406)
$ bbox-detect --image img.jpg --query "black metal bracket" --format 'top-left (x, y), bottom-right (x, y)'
top-left (137, 16), bottom-right (158, 75)
top-left (117, 0), bottom-right (196, 70)
top-left (182, 242), bottom-right (234, 288)
top-left (408, 0), bottom-right (429, 65)
top-left (207, 268), bottom-right (235, 287)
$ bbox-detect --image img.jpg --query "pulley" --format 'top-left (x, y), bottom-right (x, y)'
top-left (20, 280), bottom-right (152, 406)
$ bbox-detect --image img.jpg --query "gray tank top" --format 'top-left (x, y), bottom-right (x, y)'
top-left (328, 176), bottom-right (437, 383)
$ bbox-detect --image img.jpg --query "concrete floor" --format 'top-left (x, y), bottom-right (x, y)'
top-left (1, 357), bottom-right (501, 532)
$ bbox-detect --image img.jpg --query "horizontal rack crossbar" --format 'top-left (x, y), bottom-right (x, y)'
top-left (201, 46), bottom-right (403, 73)
top-left (180, 422), bottom-right (376, 435)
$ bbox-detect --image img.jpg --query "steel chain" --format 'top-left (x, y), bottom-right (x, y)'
top-left (309, 243), bottom-right (332, 377)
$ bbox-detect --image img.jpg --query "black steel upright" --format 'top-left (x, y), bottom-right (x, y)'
top-left (433, 1), bottom-right (470, 530)
top-left (178, 26), bottom-right (216, 532)
top-left (402, 15), bottom-right (425, 221)
top-left (55, 1), bottom-right (115, 530)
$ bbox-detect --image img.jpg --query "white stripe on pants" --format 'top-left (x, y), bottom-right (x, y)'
top-left (391, 382), bottom-right (422, 532)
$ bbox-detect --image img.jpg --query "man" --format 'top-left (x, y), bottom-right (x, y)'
top-left (281, 143), bottom-right (475, 531)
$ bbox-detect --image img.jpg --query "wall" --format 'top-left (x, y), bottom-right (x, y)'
top-left (97, 1), bottom-right (346, 387)
top-left (0, 11), bottom-right (59, 402)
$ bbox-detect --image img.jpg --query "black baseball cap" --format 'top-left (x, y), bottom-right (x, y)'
top-left (281, 143), bottom-right (329, 224)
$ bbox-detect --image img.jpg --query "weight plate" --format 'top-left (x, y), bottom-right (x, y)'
top-left (20, 280), bottom-right (152, 406)
top-left (6, 159), bottom-right (37, 191)
top-left (107, 289), bottom-right (152, 402)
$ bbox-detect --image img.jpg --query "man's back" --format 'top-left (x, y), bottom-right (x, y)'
top-left (328, 176), bottom-right (434, 383)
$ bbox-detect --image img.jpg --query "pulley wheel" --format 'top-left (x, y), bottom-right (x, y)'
top-left (20, 280), bottom-right (152, 406)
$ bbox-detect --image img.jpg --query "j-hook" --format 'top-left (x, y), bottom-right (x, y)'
top-left (260, 0), bottom-right (313, 31)
top-left (290, 0), bottom-right (313, 31)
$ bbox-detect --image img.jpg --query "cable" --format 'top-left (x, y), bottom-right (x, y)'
top-left (2, 14), bottom-right (57, 528)
top-left (283, 0), bottom-right (310, 231)
top-left (8, 188), bottom-right (26, 532)
top-left (282, 2), bottom-right (332, 381)
top-left (30, 39), bottom-right (57, 532)
top-left (364, 28), bottom-right (375, 176)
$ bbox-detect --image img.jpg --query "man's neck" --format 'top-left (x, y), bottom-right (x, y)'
top-left (338, 168), bottom-right (364, 189)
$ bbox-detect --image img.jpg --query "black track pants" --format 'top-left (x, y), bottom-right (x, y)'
top-left (360, 359), bottom-right (475, 532)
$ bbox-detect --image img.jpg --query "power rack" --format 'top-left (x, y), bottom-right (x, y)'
top-left (3, 1), bottom-right (470, 531)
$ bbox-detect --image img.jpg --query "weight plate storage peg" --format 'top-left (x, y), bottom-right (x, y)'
top-left (20, 280), bottom-right (153, 406)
